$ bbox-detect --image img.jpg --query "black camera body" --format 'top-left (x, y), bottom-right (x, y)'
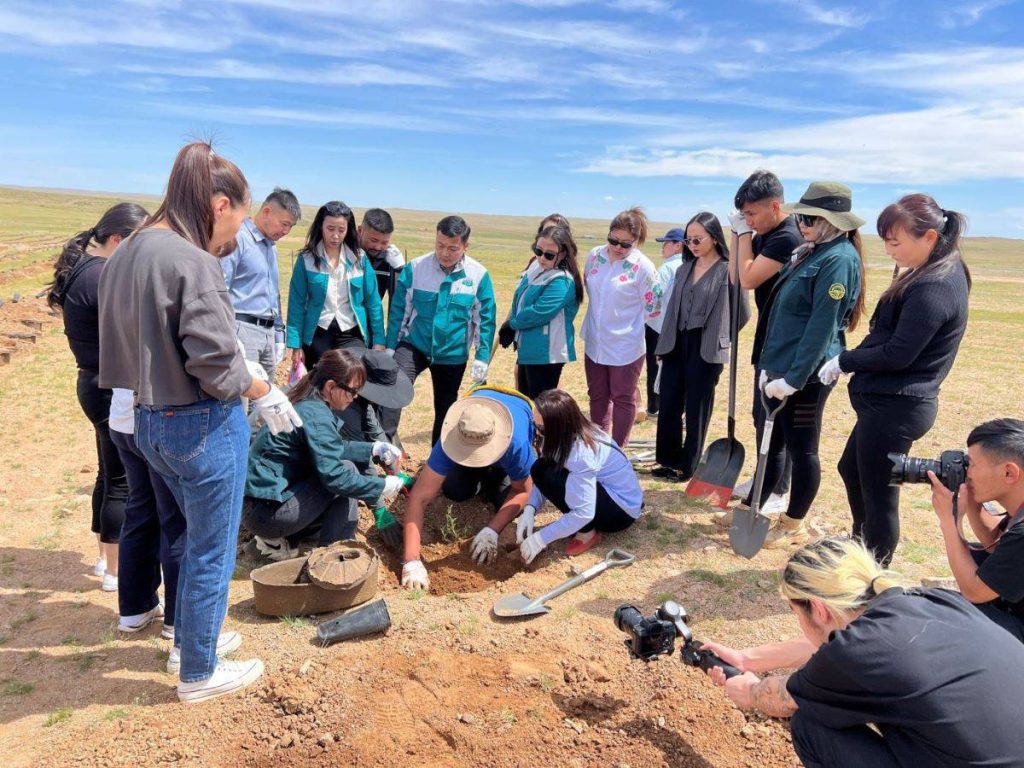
top-left (888, 449), bottom-right (968, 492)
top-left (614, 601), bottom-right (740, 678)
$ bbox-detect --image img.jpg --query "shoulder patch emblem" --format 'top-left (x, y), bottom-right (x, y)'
top-left (828, 283), bottom-right (846, 300)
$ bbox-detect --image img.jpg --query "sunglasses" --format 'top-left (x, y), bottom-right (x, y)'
top-left (797, 214), bottom-right (820, 227)
top-left (607, 236), bottom-right (635, 250)
top-left (531, 244), bottom-right (561, 261)
top-left (332, 381), bottom-right (361, 397)
top-left (683, 236), bottom-right (708, 246)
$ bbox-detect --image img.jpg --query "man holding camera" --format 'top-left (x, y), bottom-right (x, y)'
top-left (929, 418), bottom-right (1024, 642)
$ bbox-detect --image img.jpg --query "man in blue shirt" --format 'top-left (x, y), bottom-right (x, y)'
top-left (399, 387), bottom-right (535, 591)
top-left (222, 188), bottom-right (301, 379)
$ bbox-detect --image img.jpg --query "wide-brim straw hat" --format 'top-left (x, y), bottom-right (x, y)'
top-left (782, 181), bottom-right (865, 232)
top-left (439, 397), bottom-right (513, 468)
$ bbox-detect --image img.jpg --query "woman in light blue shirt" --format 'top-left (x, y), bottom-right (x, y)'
top-left (518, 389), bottom-right (642, 563)
top-left (286, 201), bottom-right (385, 367)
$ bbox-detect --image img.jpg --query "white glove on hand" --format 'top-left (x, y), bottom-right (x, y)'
top-left (516, 504), bottom-right (537, 544)
top-left (275, 341), bottom-right (287, 366)
top-left (470, 527), bottom-right (499, 565)
top-left (758, 369), bottom-right (768, 392)
top-left (253, 386), bottom-right (303, 435)
top-left (470, 359), bottom-right (488, 384)
top-left (817, 355), bottom-right (843, 386)
top-left (401, 560), bottom-right (429, 591)
top-left (372, 441), bottom-right (402, 467)
top-left (728, 211), bottom-right (753, 236)
top-left (519, 531), bottom-right (546, 565)
top-left (244, 357), bottom-right (269, 383)
top-left (764, 378), bottom-right (798, 400)
top-left (377, 475), bottom-right (404, 507)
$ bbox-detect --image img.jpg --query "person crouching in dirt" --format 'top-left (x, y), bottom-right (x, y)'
top-left (243, 349), bottom-right (405, 561)
top-left (698, 537), bottom-right (1024, 767)
top-left (517, 389), bottom-right (642, 562)
top-left (399, 386), bottom-right (536, 591)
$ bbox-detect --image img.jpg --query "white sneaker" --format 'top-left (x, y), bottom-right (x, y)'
top-left (761, 492), bottom-right (790, 517)
top-left (101, 573), bottom-right (119, 592)
top-left (177, 658), bottom-right (264, 704)
top-left (93, 557), bottom-right (107, 577)
top-left (254, 536), bottom-right (299, 562)
top-left (118, 604), bottom-right (165, 633)
top-left (167, 631), bottom-right (243, 674)
top-left (731, 478), bottom-right (752, 500)
top-left (161, 623), bottom-right (175, 641)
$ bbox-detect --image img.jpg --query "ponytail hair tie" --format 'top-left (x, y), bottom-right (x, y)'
top-left (869, 575), bottom-right (884, 596)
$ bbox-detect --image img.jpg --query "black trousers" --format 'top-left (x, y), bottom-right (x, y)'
top-left (655, 329), bottom-right (723, 478)
top-left (531, 458), bottom-right (636, 533)
top-left (442, 465), bottom-right (511, 511)
top-left (242, 472), bottom-right (359, 547)
top-left (518, 363), bottom-right (564, 400)
top-left (303, 319), bottom-right (365, 368)
top-left (378, 342), bottom-right (466, 447)
top-left (111, 429), bottom-right (186, 625)
top-left (751, 366), bottom-right (792, 497)
top-left (790, 710), bottom-right (900, 768)
top-left (838, 392), bottom-right (937, 566)
top-left (756, 380), bottom-right (833, 521)
top-left (76, 370), bottom-right (128, 543)
top-left (644, 324), bottom-right (660, 413)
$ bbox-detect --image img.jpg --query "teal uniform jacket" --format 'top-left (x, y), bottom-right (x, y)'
top-left (245, 398), bottom-right (384, 505)
top-left (386, 252), bottom-right (497, 365)
top-left (285, 246), bottom-right (386, 348)
top-left (508, 263), bottom-right (578, 365)
top-left (758, 237), bottom-right (862, 390)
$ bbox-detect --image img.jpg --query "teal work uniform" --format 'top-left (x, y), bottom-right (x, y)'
top-left (508, 263), bottom-right (578, 365)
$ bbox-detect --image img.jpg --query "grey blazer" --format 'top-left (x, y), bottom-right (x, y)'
top-left (655, 257), bottom-right (750, 365)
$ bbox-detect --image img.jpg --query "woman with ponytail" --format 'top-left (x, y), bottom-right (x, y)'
top-left (242, 349), bottom-right (404, 560)
top-left (48, 203), bottom-right (149, 588)
top-left (97, 142), bottom-right (301, 703)
top-left (818, 195), bottom-right (971, 566)
top-left (699, 537), bottom-right (1024, 767)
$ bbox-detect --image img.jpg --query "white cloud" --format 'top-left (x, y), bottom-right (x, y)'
top-left (775, 0), bottom-right (869, 28)
top-left (122, 58), bottom-right (444, 87)
top-left (938, 0), bottom-right (1015, 28)
top-left (148, 102), bottom-right (458, 132)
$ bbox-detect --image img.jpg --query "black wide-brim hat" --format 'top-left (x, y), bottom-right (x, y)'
top-left (358, 349), bottom-right (414, 408)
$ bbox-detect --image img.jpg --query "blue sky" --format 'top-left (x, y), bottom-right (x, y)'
top-left (2, 0), bottom-right (1023, 236)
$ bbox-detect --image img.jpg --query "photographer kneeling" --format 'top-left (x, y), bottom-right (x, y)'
top-left (929, 418), bottom-right (1024, 642)
top-left (701, 537), bottom-right (1024, 767)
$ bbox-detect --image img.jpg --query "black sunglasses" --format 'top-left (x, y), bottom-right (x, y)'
top-left (531, 244), bottom-right (561, 261)
top-left (607, 235), bottom-right (635, 249)
top-left (797, 214), bottom-right (820, 227)
top-left (332, 381), bottom-right (361, 396)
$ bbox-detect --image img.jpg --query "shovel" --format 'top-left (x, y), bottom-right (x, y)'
top-left (729, 389), bottom-right (787, 558)
top-left (686, 262), bottom-right (746, 509)
top-left (492, 548), bottom-right (636, 618)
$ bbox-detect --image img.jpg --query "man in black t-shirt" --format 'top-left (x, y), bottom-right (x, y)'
top-left (357, 208), bottom-right (405, 307)
top-left (930, 417), bottom-right (1024, 642)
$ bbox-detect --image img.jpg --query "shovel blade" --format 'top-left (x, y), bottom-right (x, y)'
top-left (686, 438), bottom-right (745, 509)
top-left (729, 508), bottom-right (772, 559)
top-left (492, 593), bottom-right (550, 618)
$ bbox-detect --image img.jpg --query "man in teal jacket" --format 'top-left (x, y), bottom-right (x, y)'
top-left (379, 215), bottom-right (497, 446)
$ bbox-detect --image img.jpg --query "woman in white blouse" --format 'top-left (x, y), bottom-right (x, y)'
top-left (286, 201), bottom-right (386, 368)
top-left (579, 207), bottom-right (662, 446)
top-left (517, 389), bottom-right (643, 561)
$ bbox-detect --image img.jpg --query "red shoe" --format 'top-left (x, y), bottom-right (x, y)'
top-left (565, 532), bottom-right (602, 557)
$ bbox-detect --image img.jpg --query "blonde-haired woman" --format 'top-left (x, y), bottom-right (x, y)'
top-left (700, 537), bottom-right (1024, 767)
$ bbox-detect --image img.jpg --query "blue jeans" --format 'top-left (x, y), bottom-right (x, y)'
top-left (135, 398), bottom-right (249, 683)
top-left (111, 429), bottom-right (186, 626)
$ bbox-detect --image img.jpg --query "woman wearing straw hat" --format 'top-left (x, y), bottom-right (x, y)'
top-left (698, 537), bottom-right (1024, 767)
top-left (749, 181), bottom-right (866, 549)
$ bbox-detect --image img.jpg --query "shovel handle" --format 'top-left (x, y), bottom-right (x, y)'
top-left (533, 548), bottom-right (636, 604)
top-left (604, 548), bottom-right (636, 568)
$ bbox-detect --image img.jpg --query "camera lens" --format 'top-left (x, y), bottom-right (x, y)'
top-left (614, 605), bottom-right (643, 634)
top-left (889, 453), bottom-right (941, 486)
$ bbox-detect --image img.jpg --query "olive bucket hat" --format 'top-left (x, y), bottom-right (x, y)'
top-left (783, 181), bottom-right (865, 232)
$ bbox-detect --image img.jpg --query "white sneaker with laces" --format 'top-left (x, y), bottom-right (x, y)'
top-left (731, 478), bottom-right (753, 500)
top-left (254, 536), bottom-right (299, 562)
top-left (101, 573), bottom-right (119, 592)
top-left (118, 603), bottom-right (165, 633)
top-left (93, 557), bottom-right (107, 577)
top-left (177, 658), bottom-right (264, 704)
top-left (760, 492), bottom-right (790, 517)
top-left (167, 631), bottom-right (243, 674)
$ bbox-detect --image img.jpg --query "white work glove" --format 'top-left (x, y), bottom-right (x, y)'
top-left (275, 341), bottom-right (287, 365)
top-left (470, 527), bottom-right (499, 565)
top-left (470, 359), bottom-right (488, 384)
top-left (728, 210), bottom-right (753, 236)
top-left (244, 357), bottom-right (269, 383)
top-left (401, 559), bottom-right (429, 591)
top-left (253, 386), bottom-right (303, 435)
top-left (520, 531), bottom-right (546, 565)
top-left (385, 348), bottom-right (395, 358)
top-left (817, 355), bottom-right (843, 386)
top-left (377, 475), bottom-right (405, 507)
top-left (516, 504), bottom-right (537, 544)
top-left (764, 378), bottom-right (797, 400)
top-left (758, 369), bottom-right (768, 392)
top-left (372, 441), bottom-right (402, 467)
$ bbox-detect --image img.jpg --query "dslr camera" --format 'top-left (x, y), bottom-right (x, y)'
top-left (888, 449), bottom-right (968, 492)
top-left (614, 601), bottom-right (739, 678)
